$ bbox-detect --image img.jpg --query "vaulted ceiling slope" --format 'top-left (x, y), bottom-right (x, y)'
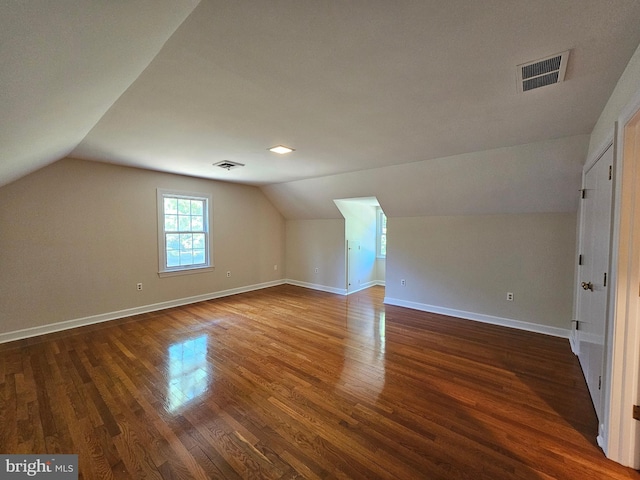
top-left (0, 0), bottom-right (200, 187)
top-left (262, 134), bottom-right (590, 219)
top-left (1, 1), bottom-right (640, 189)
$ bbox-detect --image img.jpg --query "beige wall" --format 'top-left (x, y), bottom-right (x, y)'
top-left (385, 213), bottom-right (576, 330)
top-left (285, 219), bottom-right (346, 292)
top-left (0, 158), bottom-right (285, 336)
top-left (376, 257), bottom-right (386, 284)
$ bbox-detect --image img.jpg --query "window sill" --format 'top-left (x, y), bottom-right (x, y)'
top-left (158, 266), bottom-right (214, 278)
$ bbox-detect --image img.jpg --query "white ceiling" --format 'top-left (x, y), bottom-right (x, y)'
top-left (2, 0), bottom-right (640, 188)
top-left (0, 0), bottom-right (200, 187)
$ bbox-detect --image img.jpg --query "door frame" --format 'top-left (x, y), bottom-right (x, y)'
top-left (602, 88), bottom-right (640, 468)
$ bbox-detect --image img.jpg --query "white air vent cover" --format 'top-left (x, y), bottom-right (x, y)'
top-left (517, 50), bottom-right (569, 92)
top-left (213, 160), bottom-right (245, 171)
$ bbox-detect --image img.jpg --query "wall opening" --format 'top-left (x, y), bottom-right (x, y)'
top-left (333, 197), bottom-right (386, 293)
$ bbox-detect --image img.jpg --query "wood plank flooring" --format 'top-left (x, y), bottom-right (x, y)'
top-left (0, 285), bottom-right (638, 479)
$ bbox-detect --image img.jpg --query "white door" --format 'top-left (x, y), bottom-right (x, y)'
top-left (347, 240), bottom-right (360, 292)
top-left (576, 145), bottom-right (613, 421)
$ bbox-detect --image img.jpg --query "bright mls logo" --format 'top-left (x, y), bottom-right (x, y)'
top-left (1, 455), bottom-right (78, 479)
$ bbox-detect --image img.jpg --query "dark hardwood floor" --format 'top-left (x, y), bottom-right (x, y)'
top-left (0, 285), bottom-right (638, 479)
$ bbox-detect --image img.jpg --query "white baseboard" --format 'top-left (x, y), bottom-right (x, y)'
top-left (383, 297), bottom-right (570, 339)
top-left (0, 280), bottom-right (286, 345)
top-left (284, 279), bottom-right (347, 296)
top-left (569, 328), bottom-right (579, 355)
top-left (346, 280), bottom-right (384, 295)
top-left (285, 279), bottom-right (385, 296)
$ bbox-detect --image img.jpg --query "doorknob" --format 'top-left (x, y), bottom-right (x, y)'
top-left (581, 281), bottom-right (593, 291)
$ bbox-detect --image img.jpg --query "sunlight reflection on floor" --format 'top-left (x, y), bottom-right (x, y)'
top-left (167, 334), bottom-right (210, 411)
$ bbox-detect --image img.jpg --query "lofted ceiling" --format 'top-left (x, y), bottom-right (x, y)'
top-left (2, 0), bottom-right (640, 188)
top-left (0, 0), bottom-right (200, 187)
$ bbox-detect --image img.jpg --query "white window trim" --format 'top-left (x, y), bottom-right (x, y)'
top-left (377, 208), bottom-right (387, 259)
top-left (157, 188), bottom-right (214, 277)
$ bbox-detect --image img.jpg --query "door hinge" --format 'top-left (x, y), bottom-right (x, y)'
top-left (580, 189), bottom-right (586, 199)
top-left (609, 165), bottom-right (612, 180)
top-left (578, 254), bottom-right (583, 266)
top-left (633, 405), bottom-right (640, 421)
top-left (603, 272), bottom-right (607, 287)
top-left (573, 320), bottom-right (580, 331)
top-left (598, 376), bottom-right (602, 390)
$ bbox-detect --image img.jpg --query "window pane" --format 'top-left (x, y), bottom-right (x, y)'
top-left (179, 251), bottom-right (193, 265)
top-left (381, 234), bottom-right (387, 256)
top-left (180, 234), bottom-right (193, 250)
top-left (191, 215), bottom-right (203, 231)
top-left (178, 199), bottom-right (191, 215)
top-left (193, 249), bottom-right (205, 264)
top-left (191, 200), bottom-right (203, 216)
top-left (167, 250), bottom-right (180, 267)
top-left (166, 234), bottom-right (180, 250)
top-left (193, 233), bottom-right (205, 249)
top-left (164, 198), bottom-right (177, 214)
top-left (165, 215), bottom-right (178, 231)
top-left (178, 215), bottom-right (191, 232)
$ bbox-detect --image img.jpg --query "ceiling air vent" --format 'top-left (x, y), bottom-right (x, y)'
top-left (517, 50), bottom-right (569, 92)
top-left (213, 160), bottom-right (245, 171)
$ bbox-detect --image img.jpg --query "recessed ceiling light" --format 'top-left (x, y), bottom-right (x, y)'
top-left (268, 145), bottom-right (295, 154)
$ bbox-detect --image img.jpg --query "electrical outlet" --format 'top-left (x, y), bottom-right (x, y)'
top-left (315, 267), bottom-right (319, 274)
top-left (274, 264), bottom-right (278, 271)
top-left (401, 279), bottom-right (406, 286)
top-left (226, 271), bottom-right (231, 278)
top-left (136, 283), bottom-right (142, 291)
top-left (507, 292), bottom-right (514, 301)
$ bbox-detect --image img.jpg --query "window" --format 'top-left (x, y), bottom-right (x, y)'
top-left (377, 209), bottom-right (387, 257)
top-left (157, 189), bottom-right (212, 276)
